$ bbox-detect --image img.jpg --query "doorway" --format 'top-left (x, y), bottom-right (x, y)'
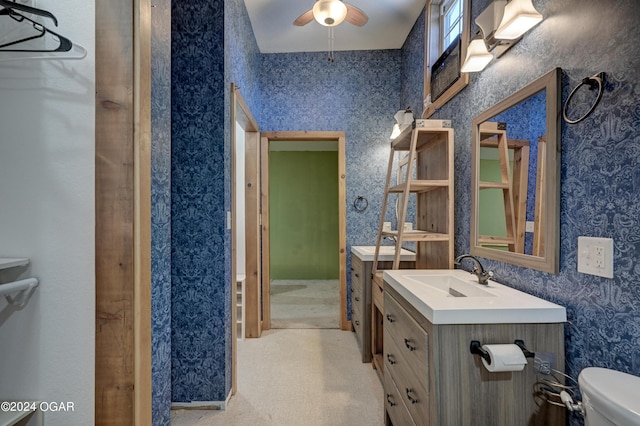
top-left (231, 84), bottom-right (260, 394)
top-left (260, 132), bottom-right (347, 331)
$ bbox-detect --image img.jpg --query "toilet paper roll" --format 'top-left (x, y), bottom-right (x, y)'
top-left (481, 344), bottom-right (527, 372)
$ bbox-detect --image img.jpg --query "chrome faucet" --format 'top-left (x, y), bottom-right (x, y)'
top-left (454, 254), bottom-right (493, 285)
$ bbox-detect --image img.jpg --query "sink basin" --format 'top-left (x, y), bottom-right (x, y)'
top-left (407, 274), bottom-right (495, 298)
top-left (383, 269), bottom-right (566, 325)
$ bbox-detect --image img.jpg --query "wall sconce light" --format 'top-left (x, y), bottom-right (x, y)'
top-left (460, 37), bottom-right (493, 73)
top-left (461, 0), bottom-right (543, 73)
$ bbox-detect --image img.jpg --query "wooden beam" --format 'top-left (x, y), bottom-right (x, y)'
top-left (96, 0), bottom-right (151, 423)
top-left (134, 0), bottom-right (152, 423)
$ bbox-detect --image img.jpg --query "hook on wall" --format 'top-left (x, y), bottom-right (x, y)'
top-left (353, 195), bottom-right (368, 212)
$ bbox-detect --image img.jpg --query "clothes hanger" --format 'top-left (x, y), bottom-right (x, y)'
top-left (0, 0), bottom-right (58, 26)
top-left (0, 5), bottom-right (72, 53)
top-left (0, 9), bottom-right (71, 52)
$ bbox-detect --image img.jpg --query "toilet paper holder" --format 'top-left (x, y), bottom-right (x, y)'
top-left (470, 340), bottom-right (535, 364)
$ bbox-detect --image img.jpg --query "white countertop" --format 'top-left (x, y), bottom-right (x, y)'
top-left (351, 245), bottom-right (416, 262)
top-left (384, 269), bottom-right (567, 325)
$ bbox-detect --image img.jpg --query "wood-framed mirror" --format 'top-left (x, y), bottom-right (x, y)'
top-left (423, 0), bottom-right (471, 118)
top-left (471, 67), bottom-right (561, 273)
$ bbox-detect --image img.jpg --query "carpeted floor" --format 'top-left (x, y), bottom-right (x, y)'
top-left (270, 280), bottom-right (340, 329)
top-left (170, 329), bottom-right (384, 426)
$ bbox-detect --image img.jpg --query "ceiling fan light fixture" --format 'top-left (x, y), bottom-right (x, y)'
top-left (313, 0), bottom-right (348, 27)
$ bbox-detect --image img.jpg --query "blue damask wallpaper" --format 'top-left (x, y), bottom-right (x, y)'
top-left (432, 1), bottom-right (640, 423)
top-left (401, 8), bottom-right (426, 118)
top-left (261, 49), bottom-right (403, 316)
top-left (151, 0), bottom-right (171, 423)
top-left (171, 0), bottom-right (228, 403)
top-left (166, 0), bottom-right (262, 409)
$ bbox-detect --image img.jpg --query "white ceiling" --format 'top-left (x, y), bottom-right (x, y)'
top-left (243, 0), bottom-right (426, 53)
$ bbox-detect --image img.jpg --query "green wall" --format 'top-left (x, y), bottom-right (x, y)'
top-left (479, 158), bottom-right (508, 249)
top-left (269, 151), bottom-right (339, 279)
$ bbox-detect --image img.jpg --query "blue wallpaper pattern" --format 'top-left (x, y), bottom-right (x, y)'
top-left (151, 0), bottom-right (171, 423)
top-left (171, 0), bottom-right (228, 403)
top-left (401, 7), bottom-right (426, 117)
top-left (431, 1), bottom-right (640, 423)
top-left (261, 49), bottom-right (403, 316)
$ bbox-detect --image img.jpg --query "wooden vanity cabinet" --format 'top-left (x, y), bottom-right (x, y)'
top-left (350, 250), bottom-right (414, 364)
top-left (383, 282), bottom-right (566, 426)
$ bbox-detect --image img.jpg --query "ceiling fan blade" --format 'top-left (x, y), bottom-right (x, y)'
top-left (344, 3), bottom-right (368, 26)
top-left (293, 9), bottom-right (314, 26)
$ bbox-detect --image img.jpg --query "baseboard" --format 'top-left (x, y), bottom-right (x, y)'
top-left (171, 392), bottom-right (232, 411)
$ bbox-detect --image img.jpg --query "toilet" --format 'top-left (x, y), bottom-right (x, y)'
top-left (578, 367), bottom-right (640, 426)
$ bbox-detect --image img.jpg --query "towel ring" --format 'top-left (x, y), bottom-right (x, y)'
top-left (353, 195), bottom-right (368, 212)
top-left (563, 72), bottom-right (605, 124)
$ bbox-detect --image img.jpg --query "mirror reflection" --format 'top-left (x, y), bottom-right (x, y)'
top-left (471, 68), bottom-right (561, 274)
top-left (477, 89), bottom-right (546, 256)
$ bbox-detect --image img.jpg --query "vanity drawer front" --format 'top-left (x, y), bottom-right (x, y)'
top-left (372, 273), bottom-right (384, 310)
top-left (384, 346), bottom-right (429, 424)
top-left (351, 256), bottom-right (364, 288)
top-left (352, 305), bottom-right (364, 339)
top-left (383, 374), bottom-right (422, 426)
top-left (383, 292), bottom-right (428, 390)
top-left (384, 369), bottom-right (417, 426)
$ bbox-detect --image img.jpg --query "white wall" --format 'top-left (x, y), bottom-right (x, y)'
top-left (0, 1), bottom-right (95, 425)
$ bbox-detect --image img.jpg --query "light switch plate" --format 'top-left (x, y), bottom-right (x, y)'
top-left (577, 236), bottom-right (613, 278)
top-left (525, 221), bottom-right (535, 233)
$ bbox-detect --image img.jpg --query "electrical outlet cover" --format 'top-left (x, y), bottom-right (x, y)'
top-left (577, 236), bottom-right (614, 278)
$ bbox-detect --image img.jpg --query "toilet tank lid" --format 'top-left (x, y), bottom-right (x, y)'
top-left (579, 367), bottom-right (640, 425)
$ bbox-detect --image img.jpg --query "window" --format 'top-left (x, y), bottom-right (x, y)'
top-left (441, 0), bottom-right (463, 52)
top-left (423, 0), bottom-right (470, 118)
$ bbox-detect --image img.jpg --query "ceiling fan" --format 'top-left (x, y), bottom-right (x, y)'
top-left (293, 0), bottom-right (368, 27)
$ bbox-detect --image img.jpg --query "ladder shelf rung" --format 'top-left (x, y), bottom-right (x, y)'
top-left (391, 127), bottom-right (452, 151)
top-left (479, 181), bottom-right (510, 189)
top-left (382, 230), bottom-right (451, 242)
top-left (388, 180), bottom-right (449, 193)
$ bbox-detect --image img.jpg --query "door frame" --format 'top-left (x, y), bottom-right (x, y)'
top-left (95, 0), bottom-right (152, 423)
top-left (230, 83), bottom-right (260, 393)
top-left (259, 132), bottom-right (348, 331)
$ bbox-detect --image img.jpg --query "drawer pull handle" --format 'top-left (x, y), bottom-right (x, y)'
top-left (405, 388), bottom-right (419, 404)
top-left (386, 314), bottom-right (395, 323)
top-left (386, 393), bottom-right (396, 407)
top-left (351, 309), bottom-right (355, 315)
top-left (404, 338), bottom-right (416, 351)
top-left (355, 320), bottom-right (360, 326)
top-left (355, 296), bottom-right (360, 302)
top-left (386, 353), bottom-right (396, 365)
top-left (350, 287), bottom-right (354, 293)
top-left (354, 273), bottom-right (360, 278)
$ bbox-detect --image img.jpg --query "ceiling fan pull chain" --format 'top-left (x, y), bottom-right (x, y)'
top-left (328, 27), bottom-right (335, 62)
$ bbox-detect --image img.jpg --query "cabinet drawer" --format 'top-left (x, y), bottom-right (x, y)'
top-left (384, 368), bottom-right (417, 426)
top-left (351, 256), bottom-right (363, 287)
top-left (372, 273), bottom-right (384, 310)
top-left (383, 292), bottom-right (428, 390)
top-left (384, 340), bottom-right (429, 424)
top-left (352, 306), bottom-right (364, 338)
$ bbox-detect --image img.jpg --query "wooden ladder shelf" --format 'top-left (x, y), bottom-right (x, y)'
top-left (372, 125), bottom-right (455, 275)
